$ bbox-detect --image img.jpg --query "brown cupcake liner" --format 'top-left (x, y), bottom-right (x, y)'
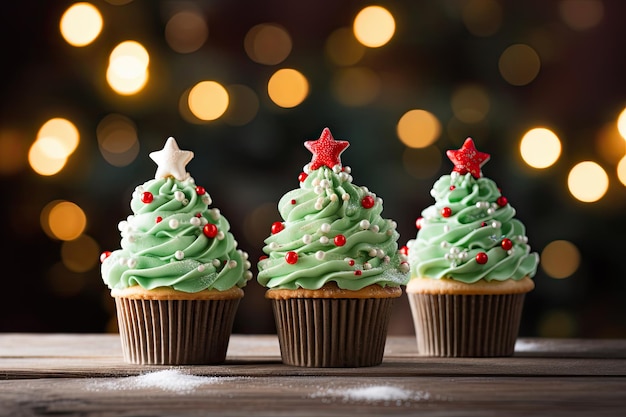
top-left (114, 296), bottom-right (240, 365)
top-left (407, 293), bottom-right (526, 357)
top-left (270, 297), bottom-right (395, 367)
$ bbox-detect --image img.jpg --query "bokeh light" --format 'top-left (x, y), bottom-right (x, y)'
top-left (45, 201), bottom-right (87, 241)
top-left (353, 6), bottom-right (395, 48)
top-left (96, 114), bottom-right (140, 167)
top-left (267, 69), bottom-right (309, 108)
top-left (165, 10), bottom-right (208, 54)
top-left (541, 240), bottom-right (581, 279)
top-left (402, 146), bottom-right (442, 179)
top-left (499, 44), bottom-right (541, 86)
top-left (397, 109), bottom-right (441, 148)
top-left (559, 0), bottom-right (604, 31)
top-left (520, 127), bottom-right (562, 168)
top-left (61, 234), bottom-right (100, 273)
top-left (60, 2), bottom-right (103, 47)
top-left (451, 84), bottom-right (490, 123)
top-left (29, 118), bottom-right (79, 176)
top-left (106, 41), bottom-right (150, 95)
top-left (462, 0), bottom-right (503, 37)
top-left (617, 107), bottom-right (626, 140)
top-left (223, 84), bottom-right (260, 126)
top-left (325, 27), bottom-right (366, 66)
top-left (244, 23), bottom-right (292, 65)
top-left (331, 67), bottom-right (381, 107)
top-left (595, 121), bottom-right (625, 164)
top-left (37, 118), bottom-right (79, 156)
top-left (567, 161), bottom-right (609, 202)
top-left (188, 81), bottom-right (229, 121)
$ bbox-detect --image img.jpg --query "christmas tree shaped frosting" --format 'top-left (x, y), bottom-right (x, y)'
top-left (257, 128), bottom-right (409, 291)
top-left (101, 137), bottom-right (252, 292)
top-left (406, 138), bottom-right (538, 283)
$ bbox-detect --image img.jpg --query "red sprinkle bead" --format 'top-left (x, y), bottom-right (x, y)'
top-left (416, 217), bottom-right (424, 229)
top-left (291, 199), bottom-right (296, 205)
top-left (400, 245), bottom-right (409, 256)
top-left (271, 221), bottom-right (284, 234)
top-left (100, 251), bottom-right (111, 263)
top-left (441, 207), bottom-right (452, 218)
top-left (195, 213), bottom-right (202, 217)
top-left (298, 172), bottom-right (308, 182)
top-left (156, 216), bottom-right (163, 223)
top-left (481, 222), bottom-right (487, 227)
top-left (501, 238), bottom-right (513, 251)
top-left (361, 195), bottom-right (375, 209)
top-left (334, 234), bottom-right (347, 246)
top-left (496, 196), bottom-right (508, 207)
top-left (259, 255), bottom-right (268, 261)
top-left (347, 259), bottom-right (355, 266)
top-left (476, 252), bottom-right (488, 264)
top-left (195, 186), bottom-right (206, 195)
top-left (203, 223), bottom-right (218, 238)
top-left (141, 192), bottom-right (153, 204)
top-left (450, 185), bottom-right (456, 190)
top-left (354, 270), bottom-right (362, 276)
top-left (285, 251), bottom-right (298, 264)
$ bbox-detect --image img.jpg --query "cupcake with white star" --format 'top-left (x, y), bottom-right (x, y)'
top-left (100, 137), bottom-right (252, 365)
top-left (257, 128), bottom-right (409, 367)
top-left (404, 138), bottom-right (538, 357)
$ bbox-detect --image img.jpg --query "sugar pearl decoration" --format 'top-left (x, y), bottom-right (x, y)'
top-left (169, 219), bottom-right (179, 229)
top-left (371, 225), bottom-right (379, 233)
top-left (319, 236), bottom-right (329, 244)
top-left (363, 262), bottom-right (372, 270)
top-left (342, 193), bottom-right (350, 201)
top-left (197, 264), bottom-right (205, 272)
top-left (216, 231), bottom-right (225, 240)
top-left (126, 258), bottom-right (137, 268)
top-left (359, 220), bottom-right (370, 230)
top-left (302, 234), bottom-right (312, 244)
top-left (212, 259), bottom-right (221, 267)
top-left (330, 194), bottom-right (338, 202)
top-left (269, 242), bottom-right (279, 250)
top-left (202, 195), bottom-right (212, 205)
top-left (174, 191), bottom-right (185, 201)
top-left (175, 250), bottom-right (184, 260)
top-left (190, 217), bottom-right (201, 227)
top-left (321, 223), bottom-right (331, 233)
top-left (227, 260), bottom-right (237, 269)
top-left (315, 251), bottom-right (325, 260)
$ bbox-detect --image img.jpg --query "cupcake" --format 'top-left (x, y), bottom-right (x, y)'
top-left (257, 128), bottom-right (409, 367)
top-left (100, 137), bottom-right (252, 365)
top-left (405, 138), bottom-right (539, 357)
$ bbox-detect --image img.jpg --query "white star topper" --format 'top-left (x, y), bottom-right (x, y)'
top-left (149, 137), bottom-right (194, 181)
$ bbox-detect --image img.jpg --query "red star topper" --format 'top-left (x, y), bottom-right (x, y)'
top-left (304, 128), bottom-right (349, 170)
top-left (446, 138), bottom-right (490, 178)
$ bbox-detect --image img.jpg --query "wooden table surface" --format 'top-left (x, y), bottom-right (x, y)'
top-left (1, 334), bottom-right (625, 416)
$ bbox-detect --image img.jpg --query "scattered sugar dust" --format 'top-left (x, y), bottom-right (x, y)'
top-left (87, 369), bottom-right (229, 394)
top-left (311, 384), bottom-right (433, 406)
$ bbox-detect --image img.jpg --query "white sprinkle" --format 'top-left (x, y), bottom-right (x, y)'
top-left (175, 250), bottom-right (184, 260)
top-left (197, 264), bottom-right (205, 272)
top-left (169, 219), bottom-right (179, 229)
top-left (370, 225), bottom-right (379, 233)
top-left (190, 217), bottom-right (201, 227)
top-left (312, 385), bottom-right (432, 404)
top-left (216, 231), bottom-right (225, 240)
top-left (127, 258), bottom-right (137, 268)
top-left (302, 234), bottom-right (312, 244)
top-left (320, 236), bottom-right (329, 245)
top-left (227, 260), bottom-right (237, 269)
top-left (174, 191), bottom-right (185, 201)
top-left (342, 193), bottom-right (350, 201)
top-left (320, 223), bottom-right (331, 233)
top-left (89, 370), bottom-right (224, 394)
top-left (315, 251), bottom-right (325, 260)
top-left (359, 220), bottom-right (370, 230)
top-left (212, 259), bottom-right (221, 267)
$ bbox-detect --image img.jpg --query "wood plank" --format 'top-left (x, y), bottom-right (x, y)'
top-left (1, 375), bottom-right (625, 417)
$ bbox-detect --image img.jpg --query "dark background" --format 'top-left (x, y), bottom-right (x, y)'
top-left (1, 0), bottom-right (625, 338)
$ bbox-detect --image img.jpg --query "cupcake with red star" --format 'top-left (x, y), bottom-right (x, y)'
top-left (257, 128), bottom-right (409, 367)
top-left (405, 138), bottom-right (538, 357)
top-left (100, 137), bottom-right (252, 365)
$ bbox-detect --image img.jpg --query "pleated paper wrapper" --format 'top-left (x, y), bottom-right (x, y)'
top-left (407, 293), bottom-right (526, 357)
top-left (270, 297), bottom-right (396, 368)
top-left (114, 297), bottom-right (240, 365)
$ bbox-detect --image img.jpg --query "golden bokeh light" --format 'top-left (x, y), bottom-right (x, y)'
top-left (617, 107), bottom-right (626, 140)
top-left (61, 234), bottom-right (100, 273)
top-left (559, 0), bottom-right (604, 31)
top-left (462, 0), bottom-right (503, 37)
top-left (499, 44), bottom-right (541, 86)
top-left (267, 68), bottom-right (309, 108)
top-left (28, 141), bottom-right (67, 176)
top-left (37, 118), bottom-right (79, 157)
top-left (325, 27), bottom-right (366, 66)
top-left (353, 6), bottom-right (395, 48)
top-left (541, 240), bottom-right (581, 279)
top-left (244, 23), bottom-right (292, 65)
top-left (96, 114), bottom-right (140, 167)
top-left (397, 109), bottom-right (441, 148)
top-left (107, 41), bottom-right (150, 95)
top-left (165, 10), bottom-right (208, 54)
top-left (567, 161), bottom-right (609, 202)
top-left (45, 201), bottom-right (87, 241)
top-left (60, 2), bottom-right (103, 47)
top-left (595, 121), bottom-right (625, 164)
top-left (451, 84), bottom-right (490, 123)
top-left (188, 80), bottom-right (229, 121)
top-left (402, 146), bottom-right (443, 179)
top-left (617, 155), bottom-right (626, 186)
top-left (331, 67), bottom-right (381, 107)
top-left (0, 129), bottom-right (28, 175)
top-left (520, 127), bottom-right (562, 169)
top-left (223, 84), bottom-right (260, 126)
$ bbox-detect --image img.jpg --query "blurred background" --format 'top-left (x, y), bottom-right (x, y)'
top-left (1, 0), bottom-right (625, 338)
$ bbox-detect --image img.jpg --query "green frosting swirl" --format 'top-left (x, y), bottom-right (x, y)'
top-left (257, 166), bottom-right (409, 290)
top-left (406, 172), bottom-right (538, 283)
top-left (101, 177), bottom-right (252, 292)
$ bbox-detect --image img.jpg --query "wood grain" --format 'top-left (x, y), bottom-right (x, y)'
top-left (1, 334), bottom-right (625, 416)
